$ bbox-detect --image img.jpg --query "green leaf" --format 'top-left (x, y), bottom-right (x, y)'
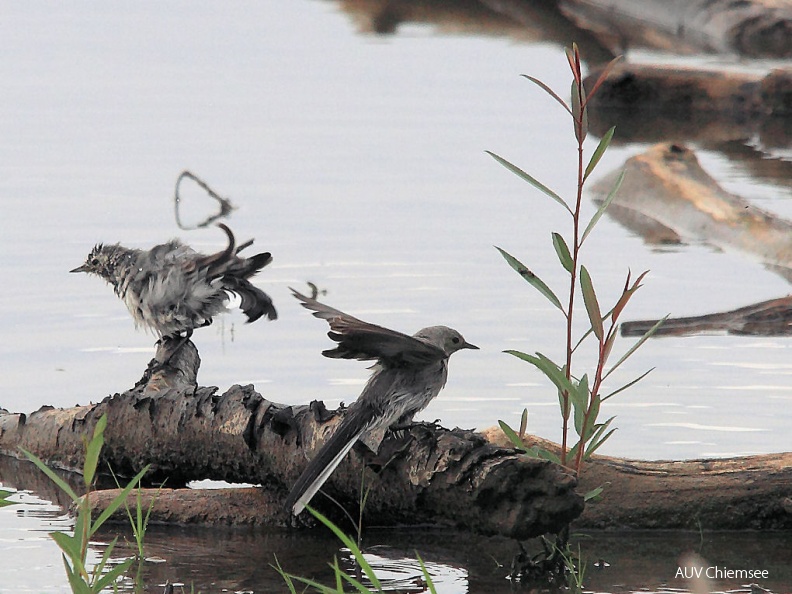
top-left (602, 367), bottom-right (655, 400)
top-left (612, 270), bottom-right (650, 322)
top-left (506, 351), bottom-right (576, 399)
top-left (571, 376), bottom-right (591, 438)
top-left (583, 126), bottom-right (615, 182)
top-left (83, 415), bottom-right (107, 487)
top-left (582, 169), bottom-right (625, 243)
top-left (551, 232), bottom-right (573, 273)
top-left (20, 448), bottom-right (80, 502)
top-left (585, 391), bottom-right (602, 441)
top-left (94, 558), bottom-right (134, 592)
top-left (339, 568), bottom-right (377, 593)
top-left (90, 464), bottom-right (151, 536)
top-left (280, 572), bottom-right (340, 594)
top-left (486, 151), bottom-right (571, 214)
top-left (585, 418), bottom-right (617, 458)
top-left (583, 55), bottom-right (623, 104)
top-left (417, 553), bottom-right (439, 594)
top-left (580, 266), bottom-right (603, 340)
top-left (51, 532), bottom-right (84, 572)
top-left (332, 556), bottom-right (344, 592)
top-left (498, 420), bottom-right (527, 452)
top-left (496, 247), bottom-right (564, 312)
top-left (571, 80), bottom-right (588, 143)
top-left (537, 448), bottom-right (562, 465)
top-left (605, 315), bottom-right (667, 378)
top-left (521, 75), bottom-right (572, 116)
top-left (63, 557), bottom-right (91, 594)
top-left (584, 486), bottom-right (604, 502)
top-left (271, 557), bottom-right (300, 594)
top-left (0, 489), bottom-right (16, 508)
top-left (567, 442), bottom-right (581, 465)
top-left (306, 506), bottom-right (382, 591)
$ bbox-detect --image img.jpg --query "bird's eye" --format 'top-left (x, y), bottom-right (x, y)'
top-left (451, 337), bottom-right (460, 344)
top-left (90, 258), bottom-right (99, 266)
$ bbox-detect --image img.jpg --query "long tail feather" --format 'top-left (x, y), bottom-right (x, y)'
top-left (286, 405), bottom-right (374, 515)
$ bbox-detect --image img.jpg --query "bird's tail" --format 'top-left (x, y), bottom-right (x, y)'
top-left (198, 224), bottom-right (277, 321)
top-left (222, 276), bottom-right (277, 322)
top-left (285, 408), bottom-right (372, 515)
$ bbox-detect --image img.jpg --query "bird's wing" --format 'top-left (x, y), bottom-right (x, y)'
top-left (291, 288), bottom-right (444, 365)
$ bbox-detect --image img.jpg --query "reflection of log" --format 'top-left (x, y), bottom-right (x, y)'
top-left (622, 295), bottom-right (792, 337)
top-left (333, 0), bottom-right (615, 63)
top-left (592, 142), bottom-right (792, 278)
top-left (560, 0), bottom-right (792, 57)
top-left (483, 431), bottom-right (792, 530)
top-left (0, 341), bottom-right (582, 540)
top-left (584, 63), bottom-right (792, 146)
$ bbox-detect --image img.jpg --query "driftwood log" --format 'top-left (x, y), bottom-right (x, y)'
top-left (0, 341), bottom-right (582, 540)
top-left (482, 432), bottom-right (792, 530)
top-left (2, 339), bottom-right (790, 533)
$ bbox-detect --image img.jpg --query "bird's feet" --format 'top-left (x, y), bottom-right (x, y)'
top-left (387, 419), bottom-right (443, 439)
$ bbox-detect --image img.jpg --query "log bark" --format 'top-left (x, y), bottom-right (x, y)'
top-left (0, 342), bottom-right (582, 540)
top-left (61, 429), bottom-right (792, 533)
top-left (482, 431), bottom-right (792, 530)
top-left (5, 332), bottom-right (789, 534)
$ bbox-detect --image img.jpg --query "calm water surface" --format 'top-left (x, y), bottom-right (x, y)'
top-left (1, 1), bottom-right (790, 592)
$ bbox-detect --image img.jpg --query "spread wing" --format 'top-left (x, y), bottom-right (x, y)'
top-left (291, 288), bottom-right (444, 366)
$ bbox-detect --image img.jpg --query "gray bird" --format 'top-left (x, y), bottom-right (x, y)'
top-left (71, 224), bottom-right (277, 341)
top-left (286, 288), bottom-right (478, 515)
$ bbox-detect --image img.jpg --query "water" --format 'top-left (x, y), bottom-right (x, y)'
top-left (1, 1), bottom-right (790, 592)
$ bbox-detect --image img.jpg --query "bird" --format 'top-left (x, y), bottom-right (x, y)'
top-left (71, 224), bottom-right (277, 341)
top-left (285, 288), bottom-right (478, 515)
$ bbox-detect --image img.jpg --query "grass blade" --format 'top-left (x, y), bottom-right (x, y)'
top-left (83, 414), bottom-right (107, 487)
top-left (90, 464), bottom-right (151, 536)
top-left (20, 449), bottom-right (80, 502)
top-left (417, 553), bottom-right (438, 594)
top-left (94, 558), bottom-right (134, 592)
top-left (307, 506), bottom-right (382, 590)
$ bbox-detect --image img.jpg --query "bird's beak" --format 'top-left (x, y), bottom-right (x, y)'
top-left (70, 265), bottom-right (87, 273)
top-left (463, 341), bottom-right (479, 350)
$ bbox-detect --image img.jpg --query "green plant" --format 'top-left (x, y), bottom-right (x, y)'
top-left (557, 541), bottom-right (586, 593)
top-left (21, 414), bottom-right (150, 593)
top-left (112, 468), bottom-right (161, 561)
top-left (0, 488), bottom-right (16, 508)
top-left (274, 506), bottom-right (437, 594)
top-left (490, 44), bottom-right (664, 476)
